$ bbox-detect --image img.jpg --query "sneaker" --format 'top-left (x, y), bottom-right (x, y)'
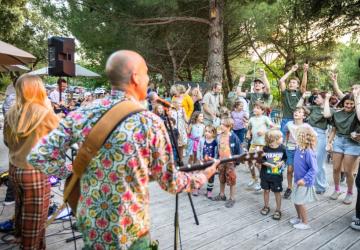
top-left (289, 217), bottom-right (301, 225)
top-left (3, 200), bottom-right (15, 206)
top-left (0, 219), bottom-right (14, 233)
top-left (293, 223), bottom-right (311, 230)
top-left (225, 199), bottom-right (235, 208)
top-left (254, 182), bottom-right (262, 192)
top-left (330, 190), bottom-right (342, 200)
top-left (315, 190), bottom-right (325, 195)
top-left (247, 179), bottom-right (255, 187)
top-left (352, 215), bottom-right (359, 222)
top-left (284, 188), bottom-right (292, 199)
top-left (350, 219), bottom-right (360, 231)
top-left (207, 191), bottom-right (213, 199)
top-left (343, 193), bottom-right (353, 205)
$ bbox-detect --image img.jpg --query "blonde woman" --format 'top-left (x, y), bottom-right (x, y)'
top-left (4, 74), bottom-right (59, 249)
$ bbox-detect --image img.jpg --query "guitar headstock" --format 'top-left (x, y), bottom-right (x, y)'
top-left (235, 151), bottom-right (264, 165)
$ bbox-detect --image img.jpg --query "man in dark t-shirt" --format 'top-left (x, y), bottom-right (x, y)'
top-left (238, 69), bottom-right (272, 117)
top-left (279, 64), bottom-right (308, 138)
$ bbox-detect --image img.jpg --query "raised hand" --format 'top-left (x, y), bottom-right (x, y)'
top-left (325, 92), bottom-right (332, 99)
top-left (239, 75), bottom-right (246, 84)
top-left (302, 91), bottom-right (311, 98)
top-left (303, 63), bottom-right (309, 72)
top-left (352, 86), bottom-right (360, 97)
top-left (259, 68), bottom-right (266, 76)
top-left (330, 72), bottom-right (337, 82)
top-left (291, 64), bottom-right (299, 72)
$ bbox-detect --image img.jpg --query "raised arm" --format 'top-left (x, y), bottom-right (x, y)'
top-left (296, 91), bottom-right (310, 108)
top-left (300, 63), bottom-right (308, 94)
top-left (279, 64), bottom-right (298, 92)
top-left (323, 92), bottom-right (332, 118)
top-left (330, 72), bottom-right (345, 99)
top-left (354, 87), bottom-right (360, 121)
top-left (259, 68), bottom-right (270, 94)
top-left (236, 75), bottom-right (247, 97)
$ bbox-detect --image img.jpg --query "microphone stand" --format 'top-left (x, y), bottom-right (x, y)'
top-left (162, 107), bottom-right (199, 250)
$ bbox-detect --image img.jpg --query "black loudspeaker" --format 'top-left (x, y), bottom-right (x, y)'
top-left (48, 37), bottom-right (75, 77)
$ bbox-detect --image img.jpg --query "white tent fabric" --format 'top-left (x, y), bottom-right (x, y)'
top-left (29, 64), bottom-right (100, 77)
top-left (0, 64), bottom-right (30, 72)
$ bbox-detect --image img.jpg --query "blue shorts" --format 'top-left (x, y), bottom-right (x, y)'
top-left (333, 135), bottom-right (360, 156)
top-left (280, 118), bottom-right (293, 139)
top-left (286, 149), bottom-right (295, 166)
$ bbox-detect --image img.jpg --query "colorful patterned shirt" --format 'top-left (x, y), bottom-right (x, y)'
top-left (27, 90), bottom-right (207, 249)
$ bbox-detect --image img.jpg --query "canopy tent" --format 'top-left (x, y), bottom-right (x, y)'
top-left (0, 40), bottom-right (36, 65)
top-left (29, 64), bottom-right (100, 77)
top-left (0, 64), bottom-right (30, 72)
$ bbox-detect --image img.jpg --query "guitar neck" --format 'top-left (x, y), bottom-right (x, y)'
top-left (178, 152), bottom-right (263, 172)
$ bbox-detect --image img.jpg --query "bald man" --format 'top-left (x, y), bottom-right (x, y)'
top-left (28, 50), bottom-right (218, 249)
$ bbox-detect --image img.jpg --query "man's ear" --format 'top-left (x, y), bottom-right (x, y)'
top-left (130, 72), bottom-right (139, 87)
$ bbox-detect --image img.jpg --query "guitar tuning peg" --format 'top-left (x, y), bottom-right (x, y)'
top-left (244, 160), bottom-right (249, 166)
top-left (245, 154), bottom-right (250, 159)
top-left (251, 159), bottom-right (257, 164)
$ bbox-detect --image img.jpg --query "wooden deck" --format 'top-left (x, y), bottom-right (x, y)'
top-left (0, 162), bottom-right (359, 250)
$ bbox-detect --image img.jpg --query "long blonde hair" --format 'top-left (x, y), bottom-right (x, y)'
top-left (7, 74), bottom-right (51, 138)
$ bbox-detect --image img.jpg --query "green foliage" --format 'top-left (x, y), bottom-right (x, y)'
top-left (336, 40), bottom-right (360, 89)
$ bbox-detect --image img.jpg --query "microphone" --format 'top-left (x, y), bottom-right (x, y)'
top-left (155, 97), bottom-right (174, 108)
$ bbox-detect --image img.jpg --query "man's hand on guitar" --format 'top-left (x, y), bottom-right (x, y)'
top-left (203, 158), bottom-right (220, 179)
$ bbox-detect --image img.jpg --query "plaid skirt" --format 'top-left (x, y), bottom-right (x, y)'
top-left (9, 164), bottom-right (51, 250)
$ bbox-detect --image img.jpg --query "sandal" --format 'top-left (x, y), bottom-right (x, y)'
top-left (272, 210), bottom-right (282, 220)
top-left (260, 206), bottom-right (270, 215)
top-left (212, 194), bottom-right (227, 201)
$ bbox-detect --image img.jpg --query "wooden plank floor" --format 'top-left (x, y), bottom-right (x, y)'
top-left (0, 162), bottom-right (359, 250)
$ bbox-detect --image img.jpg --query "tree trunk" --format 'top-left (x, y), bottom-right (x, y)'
top-left (186, 59), bottom-right (192, 81)
top-left (166, 40), bottom-right (178, 83)
top-left (206, 0), bottom-right (224, 87)
top-left (223, 22), bottom-right (233, 93)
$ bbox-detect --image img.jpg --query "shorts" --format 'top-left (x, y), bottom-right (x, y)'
top-left (260, 177), bottom-right (283, 192)
top-left (218, 162), bottom-right (236, 186)
top-left (333, 135), bottom-right (360, 156)
top-left (249, 144), bottom-right (264, 153)
top-left (286, 149), bottom-right (295, 166)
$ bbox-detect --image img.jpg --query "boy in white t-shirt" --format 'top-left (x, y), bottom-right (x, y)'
top-left (283, 107), bottom-right (314, 199)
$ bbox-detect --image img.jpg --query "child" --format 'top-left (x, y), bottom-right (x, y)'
top-left (246, 101), bottom-right (274, 191)
top-left (260, 129), bottom-right (287, 220)
top-left (290, 127), bottom-right (318, 230)
top-left (212, 117), bottom-right (241, 208)
top-left (197, 125), bottom-right (218, 199)
top-left (187, 111), bottom-right (205, 165)
top-left (231, 101), bottom-right (249, 145)
top-left (171, 97), bottom-right (188, 161)
top-left (168, 117), bottom-right (180, 162)
top-left (283, 107), bottom-right (313, 199)
top-left (278, 63), bottom-right (308, 138)
top-left (153, 104), bottom-right (166, 121)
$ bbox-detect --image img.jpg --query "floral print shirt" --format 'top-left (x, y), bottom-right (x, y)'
top-left (27, 90), bottom-right (207, 249)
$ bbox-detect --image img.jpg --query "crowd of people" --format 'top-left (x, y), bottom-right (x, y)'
top-left (0, 51), bottom-right (359, 249)
top-left (149, 63), bottom-right (360, 231)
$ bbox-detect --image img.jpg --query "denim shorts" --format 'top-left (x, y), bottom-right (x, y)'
top-left (333, 135), bottom-right (360, 156)
top-left (286, 149), bottom-right (295, 166)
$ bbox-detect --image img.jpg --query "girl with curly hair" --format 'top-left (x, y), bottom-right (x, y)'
top-left (290, 127), bottom-right (318, 230)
